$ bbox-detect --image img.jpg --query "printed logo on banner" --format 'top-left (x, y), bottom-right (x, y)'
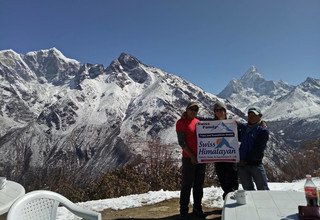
top-left (196, 120), bottom-right (239, 163)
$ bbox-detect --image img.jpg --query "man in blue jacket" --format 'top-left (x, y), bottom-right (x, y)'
top-left (238, 107), bottom-right (270, 190)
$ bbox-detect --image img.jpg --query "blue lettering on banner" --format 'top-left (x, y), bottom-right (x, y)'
top-left (199, 148), bottom-right (236, 156)
top-left (199, 141), bottom-right (216, 147)
top-left (202, 125), bottom-right (216, 129)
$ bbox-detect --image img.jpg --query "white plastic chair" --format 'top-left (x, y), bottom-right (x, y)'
top-left (7, 190), bottom-right (102, 220)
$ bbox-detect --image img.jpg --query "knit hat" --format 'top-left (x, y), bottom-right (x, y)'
top-left (213, 101), bottom-right (227, 111)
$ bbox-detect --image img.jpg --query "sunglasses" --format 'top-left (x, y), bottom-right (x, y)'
top-left (214, 108), bottom-right (225, 112)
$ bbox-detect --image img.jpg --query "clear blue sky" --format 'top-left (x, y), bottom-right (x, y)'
top-left (1, 0), bottom-right (319, 94)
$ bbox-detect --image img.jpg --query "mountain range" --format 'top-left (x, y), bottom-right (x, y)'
top-left (0, 48), bottom-right (319, 186)
top-left (218, 66), bottom-right (320, 147)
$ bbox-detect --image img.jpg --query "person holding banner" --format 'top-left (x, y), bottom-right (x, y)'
top-left (176, 101), bottom-right (206, 219)
top-left (237, 106), bottom-right (270, 190)
top-left (180, 101), bottom-right (239, 200)
top-left (212, 101), bottom-right (239, 199)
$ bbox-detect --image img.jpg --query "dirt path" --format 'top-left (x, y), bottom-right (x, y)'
top-left (101, 198), bottom-right (222, 220)
top-left (0, 198), bottom-right (222, 220)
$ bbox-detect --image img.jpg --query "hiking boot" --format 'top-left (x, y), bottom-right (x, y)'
top-left (178, 213), bottom-right (189, 220)
top-left (192, 209), bottom-right (206, 219)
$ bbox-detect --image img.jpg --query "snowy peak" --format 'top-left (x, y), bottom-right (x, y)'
top-left (265, 77), bottom-right (320, 120)
top-left (298, 77), bottom-right (320, 97)
top-left (25, 48), bottom-right (79, 64)
top-left (217, 67), bottom-right (319, 147)
top-left (218, 66), bottom-right (292, 106)
top-left (107, 53), bottom-right (152, 85)
top-left (118, 52), bottom-right (143, 70)
top-left (0, 49), bottom-right (22, 61)
top-left (218, 66), bottom-right (319, 122)
top-left (265, 86), bottom-right (318, 120)
top-left (108, 53), bottom-right (143, 73)
top-left (0, 49), bottom-right (37, 82)
top-left (240, 66), bottom-right (263, 81)
top-left (239, 66), bottom-right (276, 93)
top-left (23, 48), bottom-right (81, 85)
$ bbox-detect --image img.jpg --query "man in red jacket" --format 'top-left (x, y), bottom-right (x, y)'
top-left (176, 101), bottom-right (206, 219)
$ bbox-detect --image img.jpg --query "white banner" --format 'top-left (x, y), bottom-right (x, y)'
top-left (196, 119), bottom-right (240, 163)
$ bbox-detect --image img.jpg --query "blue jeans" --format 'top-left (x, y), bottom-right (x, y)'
top-left (238, 164), bottom-right (269, 190)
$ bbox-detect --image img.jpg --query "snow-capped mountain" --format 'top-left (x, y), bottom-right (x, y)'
top-left (0, 48), bottom-right (302, 186)
top-left (0, 48), bottom-right (229, 185)
top-left (218, 66), bottom-right (320, 147)
top-left (218, 66), bottom-right (294, 115)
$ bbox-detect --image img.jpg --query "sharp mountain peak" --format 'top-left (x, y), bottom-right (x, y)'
top-left (117, 52), bottom-right (144, 69)
top-left (240, 65), bottom-right (263, 81)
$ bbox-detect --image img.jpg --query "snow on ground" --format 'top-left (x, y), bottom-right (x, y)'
top-left (57, 178), bottom-right (320, 220)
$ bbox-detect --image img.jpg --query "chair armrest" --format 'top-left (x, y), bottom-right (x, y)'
top-left (61, 200), bottom-right (102, 220)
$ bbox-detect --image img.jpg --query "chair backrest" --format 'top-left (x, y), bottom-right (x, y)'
top-left (7, 190), bottom-right (101, 220)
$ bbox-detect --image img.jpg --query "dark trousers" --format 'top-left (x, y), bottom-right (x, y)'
top-left (215, 162), bottom-right (239, 199)
top-left (180, 157), bottom-right (206, 216)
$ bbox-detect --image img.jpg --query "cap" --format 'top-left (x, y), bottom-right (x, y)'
top-left (248, 106), bottom-right (262, 116)
top-left (186, 101), bottom-right (199, 109)
top-left (213, 101), bottom-right (227, 111)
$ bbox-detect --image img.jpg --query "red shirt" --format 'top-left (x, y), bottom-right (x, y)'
top-left (176, 117), bottom-right (199, 158)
